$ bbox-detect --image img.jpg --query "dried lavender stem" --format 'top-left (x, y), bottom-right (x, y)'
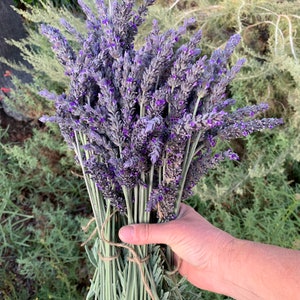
top-left (176, 130), bottom-right (203, 214)
top-left (148, 165), bottom-right (155, 204)
top-left (74, 132), bottom-right (105, 233)
top-left (134, 185), bottom-right (139, 223)
top-left (158, 165), bottom-right (162, 185)
top-left (123, 186), bottom-right (134, 224)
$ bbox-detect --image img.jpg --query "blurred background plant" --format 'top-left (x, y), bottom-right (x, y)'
top-left (13, 0), bottom-right (79, 9)
top-left (0, 0), bottom-right (299, 299)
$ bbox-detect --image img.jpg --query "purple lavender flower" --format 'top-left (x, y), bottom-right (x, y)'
top-left (60, 18), bottom-right (85, 44)
top-left (219, 118), bottom-right (284, 140)
top-left (40, 0), bottom-right (283, 221)
top-left (40, 24), bottom-right (76, 75)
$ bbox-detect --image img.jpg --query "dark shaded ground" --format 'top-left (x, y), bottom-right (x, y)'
top-left (0, 0), bottom-right (32, 91)
top-left (0, 107), bottom-right (33, 143)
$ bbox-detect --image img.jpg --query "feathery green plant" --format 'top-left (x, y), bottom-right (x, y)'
top-left (0, 125), bottom-right (91, 299)
top-left (1, 1), bottom-right (299, 299)
top-left (13, 0), bottom-right (79, 8)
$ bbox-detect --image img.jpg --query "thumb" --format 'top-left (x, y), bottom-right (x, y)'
top-left (119, 223), bottom-right (171, 245)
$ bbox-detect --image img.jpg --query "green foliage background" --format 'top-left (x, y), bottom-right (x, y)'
top-left (0, 0), bottom-right (299, 299)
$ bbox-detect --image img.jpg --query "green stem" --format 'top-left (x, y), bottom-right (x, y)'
top-left (175, 131), bottom-right (203, 214)
top-left (123, 186), bottom-right (134, 224)
top-left (174, 93), bottom-right (206, 214)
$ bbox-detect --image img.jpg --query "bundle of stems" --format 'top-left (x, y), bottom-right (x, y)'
top-left (75, 131), bottom-right (173, 299)
top-left (40, 0), bottom-right (283, 298)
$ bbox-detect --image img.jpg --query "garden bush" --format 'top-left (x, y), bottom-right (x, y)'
top-left (0, 0), bottom-right (299, 299)
top-left (0, 124), bottom-right (93, 299)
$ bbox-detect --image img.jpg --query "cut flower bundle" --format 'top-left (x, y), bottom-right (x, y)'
top-left (40, 0), bottom-right (283, 299)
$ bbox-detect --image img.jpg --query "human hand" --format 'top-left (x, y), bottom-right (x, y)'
top-left (118, 203), bottom-right (235, 295)
top-left (119, 203), bottom-right (300, 299)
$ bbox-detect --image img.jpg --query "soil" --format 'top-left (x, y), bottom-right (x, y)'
top-left (0, 106), bottom-right (34, 143)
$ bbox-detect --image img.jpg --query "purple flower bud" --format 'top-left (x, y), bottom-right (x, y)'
top-left (122, 128), bottom-right (129, 137)
top-left (39, 115), bottom-right (56, 123)
top-left (102, 18), bottom-right (109, 25)
top-left (155, 99), bottom-right (166, 106)
top-left (190, 121), bottom-right (196, 128)
top-left (39, 90), bottom-right (57, 101)
top-left (224, 150), bottom-right (239, 160)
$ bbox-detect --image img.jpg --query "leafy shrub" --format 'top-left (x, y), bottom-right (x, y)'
top-left (1, 0), bottom-right (299, 299)
top-left (14, 0), bottom-right (78, 9)
top-left (0, 125), bottom-right (92, 299)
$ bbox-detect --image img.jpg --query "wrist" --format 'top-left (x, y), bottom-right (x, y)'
top-left (194, 231), bottom-right (240, 297)
top-left (210, 235), bottom-right (246, 297)
top-left (218, 238), bottom-right (267, 300)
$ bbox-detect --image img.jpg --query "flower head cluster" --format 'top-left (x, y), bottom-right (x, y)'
top-left (40, 0), bottom-right (283, 221)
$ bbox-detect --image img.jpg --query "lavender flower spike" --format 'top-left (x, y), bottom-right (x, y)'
top-left (39, 90), bottom-right (58, 101)
top-left (40, 0), bottom-right (283, 223)
top-left (40, 24), bottom-right (76, 75)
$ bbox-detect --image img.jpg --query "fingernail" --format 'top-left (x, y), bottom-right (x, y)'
top-left (119, 226), bottom-right (134, 242)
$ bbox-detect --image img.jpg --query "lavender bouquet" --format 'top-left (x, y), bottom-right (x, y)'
top-left (39, 0), bottom-right (282, 298)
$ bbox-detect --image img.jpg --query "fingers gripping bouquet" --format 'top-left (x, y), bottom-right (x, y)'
top-left (40, 0), bottom-right (283, 298)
